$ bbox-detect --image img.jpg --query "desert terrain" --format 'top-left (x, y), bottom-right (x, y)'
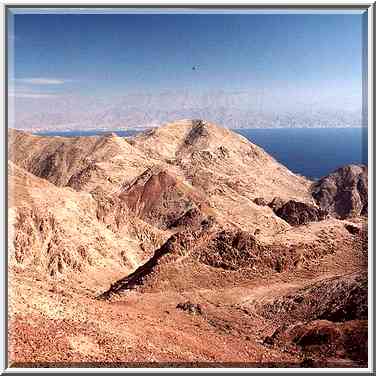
top-left (8, 119), bottom-right (368, 368)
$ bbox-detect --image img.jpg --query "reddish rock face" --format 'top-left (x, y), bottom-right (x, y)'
top-left (118, 168), bottom-right (211, 230)
top-left (120, 170), bottom-right (178, 216)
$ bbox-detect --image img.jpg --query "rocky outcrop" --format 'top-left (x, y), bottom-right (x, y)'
top-left (274, 200), bottom-right (327, 226)
top-left (168, 207), bottom-right (214, 231)
top-left (265, 319), bottom-right (367, 367)
top-left (196, 230), bottom-right (262, 270)
top-left (268, 197), bottom-right (287, 212)
top-left (261, 272), bottom-right (368, 366)
top-left (176, 301), bottom-right (203, 315)
top-left (312, 164), bottom-right (368, 219)
top-left (260, 272), bottom-right (367, 324)
top-left (253, 197), bottom-right (268, 206)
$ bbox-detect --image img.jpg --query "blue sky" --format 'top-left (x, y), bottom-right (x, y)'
top-left (7, 10), bottom-right (366, 129)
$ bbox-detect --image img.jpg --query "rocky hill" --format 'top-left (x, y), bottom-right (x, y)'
top-left (8, 129), bottom-right (154, 194)
top-left (8, 161), bottom-right (166, 294)
top-left (312, 164), bottom-right (368, 219)
top-left (9, 120), bottom-right (314, 237)
top-left (8, 120), bottom-right (368, 368)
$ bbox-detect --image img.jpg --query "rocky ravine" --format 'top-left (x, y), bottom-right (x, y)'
top-left (8, 120), bottom-right (368, 368)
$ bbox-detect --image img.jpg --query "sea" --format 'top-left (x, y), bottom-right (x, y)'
top-left (34, 128), bottom-right (368, 181)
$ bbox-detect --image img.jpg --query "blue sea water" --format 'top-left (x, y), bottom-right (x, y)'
top-left (236, 128), bottom-right (368, 180)
top-left (34, 128), bottom-right (368, 180)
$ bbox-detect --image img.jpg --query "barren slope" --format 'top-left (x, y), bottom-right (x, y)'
top-left (8, 129), bottom-right (155, 195)
top-left (8, 162), bottom-right (166, 295)
top-left (8, 120), bottom-right (368, 368)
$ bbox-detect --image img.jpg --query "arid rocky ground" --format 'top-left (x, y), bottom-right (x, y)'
top-left (8, 120), bottom-right (368, 368)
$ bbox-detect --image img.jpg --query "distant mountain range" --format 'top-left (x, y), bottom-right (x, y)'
top-left (11, 107), bottom-right (363, 132)
top-left (9, 90), bottom-right (363, 131)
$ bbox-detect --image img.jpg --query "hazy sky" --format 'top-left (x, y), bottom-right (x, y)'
top-left (8, 10), bottom-right (366, 129)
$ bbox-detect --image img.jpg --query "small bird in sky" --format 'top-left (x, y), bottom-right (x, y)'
top-left (192, 65), bottom-right (199, 71)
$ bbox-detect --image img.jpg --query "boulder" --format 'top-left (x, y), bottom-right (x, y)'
top-left (253, 197), bottom-right (268, 206)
